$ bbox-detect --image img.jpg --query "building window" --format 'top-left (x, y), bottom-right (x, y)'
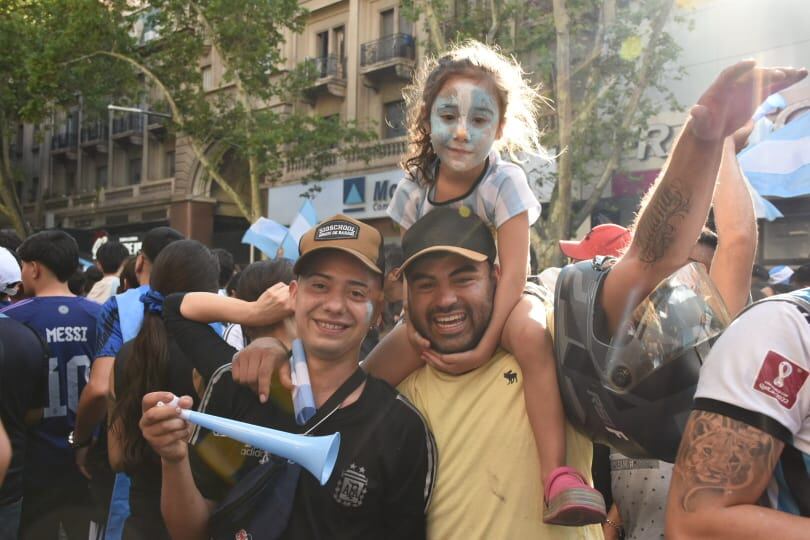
top-left (316, 31), bottom-right (329, 58)
top-left (381, 9), bottom-right (395, 37)
top-left (399, 9), bottom-right (413, 35)
top-left (202, 65), bottom-right (214, 91)
top-left (383, 100), bottom-right (407, 139)
top-left (129, 157), bottom-right (141, 185)
top-left (96, 165), bottom-right (107, 189)
top-left (29, 177), bottom-right (39, 203)
top-left (166, 150), bottom-right (175, 177)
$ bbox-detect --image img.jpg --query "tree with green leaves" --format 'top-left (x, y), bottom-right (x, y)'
top-left (402, 0), bottom-right (686, 266)
top-left (74, 0), bottom-right (378, 223)
top-left (0, 0), bottom-right (132, 236)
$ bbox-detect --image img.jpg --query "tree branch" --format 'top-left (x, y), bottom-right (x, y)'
top-left (486, 0), bottom-right (500, 44)
top-left (67, 50), bottom-right (253, 221)
top-left (571, 0), bottom-right (676, 229)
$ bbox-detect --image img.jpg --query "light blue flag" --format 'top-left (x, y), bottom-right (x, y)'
top-left (738, 110), bottom-right (810, 200)
top-left (290, 339), bottom-right (316, 425)
top-left (241, 217), bottom-right (291, 259)
top-left (279, 199), bottom-right (319, 260)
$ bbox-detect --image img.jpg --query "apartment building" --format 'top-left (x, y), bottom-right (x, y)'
top-left (10, 0), bottom-right (808, 264)
top-left (10, 0), bottom-right (420, 259)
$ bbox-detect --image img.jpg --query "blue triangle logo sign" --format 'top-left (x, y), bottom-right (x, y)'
top-left (345, 184), bottom-right (363, 205)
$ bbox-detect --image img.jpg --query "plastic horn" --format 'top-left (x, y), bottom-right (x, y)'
top-left (166, 397), bottom-right (339, 485)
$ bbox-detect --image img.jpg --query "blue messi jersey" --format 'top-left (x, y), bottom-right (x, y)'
top-left (0, 296), bottom-right (100, 474)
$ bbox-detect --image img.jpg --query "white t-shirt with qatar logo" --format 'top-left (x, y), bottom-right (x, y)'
top-left (693, 291), bottom-right (810, 514)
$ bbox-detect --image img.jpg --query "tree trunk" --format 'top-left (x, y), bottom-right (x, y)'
top-left (570, 0), bottom-right (675, 230)
top-left (0, 126), bottom-right (29, 236)
top-left (543, 0), bottom-right (573, 268)
top-left (423, 0), bottom-right (446, 53)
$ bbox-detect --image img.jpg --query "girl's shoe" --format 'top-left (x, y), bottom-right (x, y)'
top-left (542, 466), bottom-right (607, 526)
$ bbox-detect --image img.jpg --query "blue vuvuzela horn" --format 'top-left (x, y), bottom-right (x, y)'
top-left (167, 397), bottom-right (340, 485)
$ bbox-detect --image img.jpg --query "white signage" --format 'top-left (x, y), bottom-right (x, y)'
top-left (266, 169), bottom-right (406, 223)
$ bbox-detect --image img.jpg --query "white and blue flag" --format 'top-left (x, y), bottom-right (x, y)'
top-left (738, 110), bottom-right (810, 204)
top-left (241, 217), bottom-right (290, 259)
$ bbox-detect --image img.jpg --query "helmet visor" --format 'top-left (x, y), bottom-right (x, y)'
top-left (604, 262), bottom-right (730, 393)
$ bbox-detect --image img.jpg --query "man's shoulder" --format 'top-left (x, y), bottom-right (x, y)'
top-left (366, 375), bottom-right (431, 427)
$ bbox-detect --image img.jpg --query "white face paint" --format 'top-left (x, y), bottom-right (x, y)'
top-left (365, 300), bottom-right (374, 325)
top-left (429, 77), bottom-right (501, 175)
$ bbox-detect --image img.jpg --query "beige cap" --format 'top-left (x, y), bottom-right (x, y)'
top-left (293, 214), bottom-right (384, 275)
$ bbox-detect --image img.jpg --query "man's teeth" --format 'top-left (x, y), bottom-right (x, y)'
top-left (435, 314), bottom-right (465, 325)
top-left (317, 321), bottom-right (346, 330)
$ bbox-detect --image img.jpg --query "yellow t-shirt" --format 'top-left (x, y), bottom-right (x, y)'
top-left (399, 349), bottom-right (603, 540)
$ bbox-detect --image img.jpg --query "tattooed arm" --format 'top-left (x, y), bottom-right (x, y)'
top-left (666, 410), bottom-right (808, 539)
top-left (601, 62), bottom-right (806, 334)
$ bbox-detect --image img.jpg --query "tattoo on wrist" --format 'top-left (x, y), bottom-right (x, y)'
top-left (674, 411), bottom-right (779, 512)
top-left (637, 185), bottom-right (691, 264)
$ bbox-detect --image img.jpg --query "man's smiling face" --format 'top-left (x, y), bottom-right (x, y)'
top-left (405, 252), bottom-right (496, 354)
top-left (292, 250), bottom-right (381, 362)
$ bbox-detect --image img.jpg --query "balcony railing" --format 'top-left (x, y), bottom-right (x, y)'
top-left (80, 121), bottom-right (108, 144)
top-left (51, 132), bottom-right (77, 150)
top-left (310, 54), bottom-right (346, 79)
top-left (285, 137), bottom-right (407, 173)
top-left (360, 34), bottom-right (415, 67)
top-left (112, 112), bottom-right (144, 135)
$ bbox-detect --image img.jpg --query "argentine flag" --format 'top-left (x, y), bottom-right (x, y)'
top-left (738, 110), bottom-right (810, 220)
top-left (281, 199), bottom-right (318, 259)
top-left (241, 217), bottom-right (290, 259)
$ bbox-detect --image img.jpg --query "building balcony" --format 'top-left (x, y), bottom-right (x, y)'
top-left (303, 54), bottom-right (347, 102)
top-left (111, 111), bottom-right (169, 145)
top-left (51, 132), bottom-right (77, 153)
top-left (80, 121), bottom-right (109, 153)
top-left (359, 34), bottom-right (415, 89)
top-left (283, 136), bottom-right (406, 182)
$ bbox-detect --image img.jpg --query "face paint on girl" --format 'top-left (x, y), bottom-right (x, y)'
top-left (429, 77), bottom-right (501, 175)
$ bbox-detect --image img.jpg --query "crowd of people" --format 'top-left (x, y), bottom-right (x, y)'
top-left (0, 40), bottom-right (807, 540)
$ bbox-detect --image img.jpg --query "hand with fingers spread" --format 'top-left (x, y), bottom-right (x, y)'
top-left (689, 60), bottom-right (807, 142)
top-left (231, 337), bottom-right (292, 403)
top-left (139, 392), bottom-right (194, 463)
top-left (249, 283), bottom-right (294, 326)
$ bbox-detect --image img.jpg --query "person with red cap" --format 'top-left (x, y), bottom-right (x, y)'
top-left (559, 224), bottom-right (632, 261)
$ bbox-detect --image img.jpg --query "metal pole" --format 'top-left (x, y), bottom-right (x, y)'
top-left (107, 108), bottom-right (114, 188)
top-left (141, 111), bottom-right (148, 184)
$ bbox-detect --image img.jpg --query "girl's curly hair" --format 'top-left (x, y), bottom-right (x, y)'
top-left (401, 40), bottom-right (550, 185)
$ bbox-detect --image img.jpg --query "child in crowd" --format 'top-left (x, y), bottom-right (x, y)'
top-left (377, 40), bottom-right (605, 525)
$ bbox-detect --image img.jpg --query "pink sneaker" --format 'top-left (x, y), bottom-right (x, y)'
top-left (542, 466), bottom-right (606, 526)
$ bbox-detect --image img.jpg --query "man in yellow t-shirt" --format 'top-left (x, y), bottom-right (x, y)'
top-left (395, 208), bottom-right (602, 540)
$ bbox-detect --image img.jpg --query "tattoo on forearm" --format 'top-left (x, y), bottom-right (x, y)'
top-left (674, 411), bottom-right (780, 512)
top-left (637, 185), bottom-right (691, 264)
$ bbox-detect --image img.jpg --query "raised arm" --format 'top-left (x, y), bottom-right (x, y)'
top-left (666, 410), bottom-right (808, 539)
top-left (603, 61), bottom-right (806, 333)
top-left (709, 134), bottom-right (757, 317)
top-left (179, 283), bottom-right (292, 326)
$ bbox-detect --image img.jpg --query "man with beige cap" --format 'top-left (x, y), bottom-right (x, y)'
top-left (139, 215), bottom-right (436, 540)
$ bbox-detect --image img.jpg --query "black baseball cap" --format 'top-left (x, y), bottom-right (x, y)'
top-left (399, 207), bottom-right (497, 273)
